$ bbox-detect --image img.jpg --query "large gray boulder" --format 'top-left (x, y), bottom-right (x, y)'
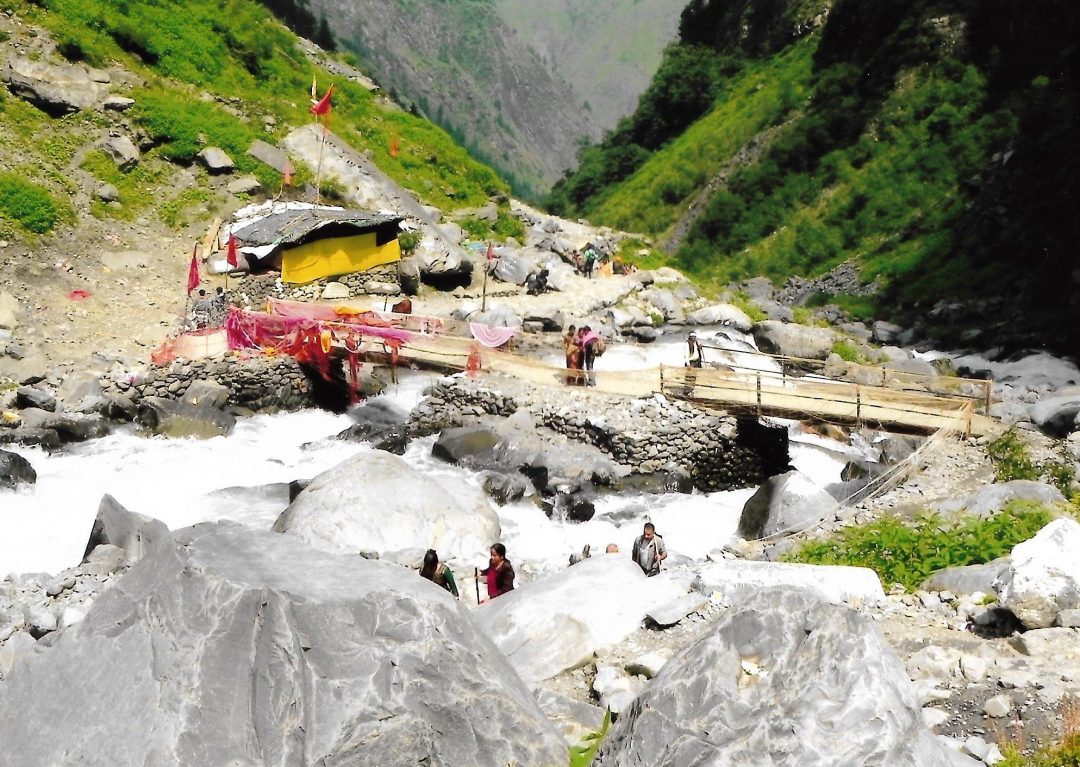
top-left (0, 448), bottom-right (36, 489)
top-left (337, 399), bottom-right (410, 454)
top-left (753, 320), bottom-right (836, 360)
top-left (737, 470), bottom-right (839, 540)
top-left (0, 521), bottom-right (566, 767)
top-left (921, 557), bottom-right (1010, 595)
top-left (81, 494), bottom-right (172, 565)
top-left (693, 559), bottom-right (885, 605)
top-left (476, 555), bottom-right (686, 686)
top-left (493, 249), bottom-right (536, 285)
top-left (246, 139), bottom-right (290, 173)
top-left (99, 134), bottom-right (140, 171)
top-left (687, 303), bottom-right (753, 331)
top-left (415, 247), bottom-right (474, 290)
top-left (274, 450), bottom-right (499, 562)
top-left (16, 407), bottom-right (109, 443)
top-left (594, 589), bottom-right (953, 766)
top-left (2, 57), bottom-right (105, 115)
top-left (994, 518), bottom-right (1080, 628)
top-left (1029, 387), bottom-right (1080, 437)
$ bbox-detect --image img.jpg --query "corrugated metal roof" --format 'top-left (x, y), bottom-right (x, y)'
top-left (233, 208), bottom-right (403, 248)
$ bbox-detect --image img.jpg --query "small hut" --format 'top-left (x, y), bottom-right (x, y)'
top-left (232, 207), bottom-right (404, 284)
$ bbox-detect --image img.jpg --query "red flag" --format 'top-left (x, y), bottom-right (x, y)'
top-left (226, 234), bottom-right (238, 268)
top-left (282, 160), bottom-right (294, 187)
top-left (486, 242), bottom-right (495, 261)
top-left (187, 247), bottom-right (201, 295)
top-left (310, 84), bottom-right (333, 116)
top-left (390, 134), bottom-right (399, 157)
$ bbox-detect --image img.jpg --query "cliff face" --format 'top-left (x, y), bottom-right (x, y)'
top-left (307, 0), bottom-right (593, 196)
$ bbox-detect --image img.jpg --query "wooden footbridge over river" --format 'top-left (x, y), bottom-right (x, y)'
top-left (224, 303), bottom-right (997, 438)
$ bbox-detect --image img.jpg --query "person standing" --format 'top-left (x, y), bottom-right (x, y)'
top-left (683, 331), bottom-right (703, 396)
top-left (579, 326), bottom-right (598, 387)
top-left (419, 549), bottom-right (459, 597)
top-left (631, 523), bottom-right (667, 577)
top-left (564, 325), bottom-right (582, 385)
top-left (481, 543), bottom-right (515, 599)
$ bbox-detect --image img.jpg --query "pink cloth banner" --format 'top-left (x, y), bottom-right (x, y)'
top-left (470, 323), bottom-right (516, 348)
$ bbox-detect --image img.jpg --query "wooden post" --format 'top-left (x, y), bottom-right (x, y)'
top-left (881, 366), bottom-right (887, 388)
top-left (756, 372), bottom-right (762, 415)
top-left (856, 386), bottom-right (862, 425)
top-left (983, 380), bottom-right (992, 414)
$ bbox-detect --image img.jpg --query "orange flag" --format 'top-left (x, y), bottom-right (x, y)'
top-left (226, 234), bottom-right (238, 268)
top-left (186, 246), bottom-right (201, 294)
top-left (390, 134), bottom-right (399, 157)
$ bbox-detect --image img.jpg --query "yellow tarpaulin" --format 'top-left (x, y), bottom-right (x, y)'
top-left (281, 232), bottom-right (401, 284)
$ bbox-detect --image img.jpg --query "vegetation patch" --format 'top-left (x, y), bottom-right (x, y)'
top-left (830, 339), bottom-right (868, 364)
top-left (458, 204), bottom-right (526, 243)
top-left (0, 172), bottom-right (70, 233)
top-left (569, 709), bottom-right (611, 767)
top-left (988, 429), bottom-right (1077, 500)
top-left (784, 501), bottom-right (1057, 592)
top-left (1000, 698), bottom-right (1080, 766)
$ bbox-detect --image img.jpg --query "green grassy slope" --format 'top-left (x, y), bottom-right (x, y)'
top-left (549, 0), bottom-right (1080, 353)
top-left (0, 0), bottom-right (504, 236)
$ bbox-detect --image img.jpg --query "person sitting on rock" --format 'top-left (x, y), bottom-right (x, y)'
top-left (480, 543), bottom-right (515, 599)
top-left (632, 523), bottom-right (667, 577)
top-left (419, 549), bottom-right (459, 598)
top-left (569, 543), bottom-right (591, 566)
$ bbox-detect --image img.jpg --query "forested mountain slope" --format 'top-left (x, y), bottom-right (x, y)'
top-left (550, 0), bottom-right (1080, 354)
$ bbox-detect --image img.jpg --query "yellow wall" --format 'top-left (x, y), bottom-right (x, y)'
top-left (281, 232), bottom-right (401, 284)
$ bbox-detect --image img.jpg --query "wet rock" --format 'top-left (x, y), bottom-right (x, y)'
top-left (16, 385), bottom-right (56, 412)
top-left (0, 448), bottom-right (36, 489)
top-left (737, 470), bottom-right (839, 540)
top-left (0, 426), bottom-right (62, 451)
top-left (0, 521), bottom-right (566, 767)
top-left (595, 589), bottom-right (952, 766)
top-left (274, 450), bottom-right (498, 562)
top-left (337, 399), bottom-right (409, 454)
top-left (482, 472), bottom-right (529, 505)
top-left (136, 394), bottom-right (236, 438)
top-left (17, 408), bottom-right (108, 442)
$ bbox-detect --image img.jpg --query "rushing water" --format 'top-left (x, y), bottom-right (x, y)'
top-left (1, 331), bottom-right (849, 579)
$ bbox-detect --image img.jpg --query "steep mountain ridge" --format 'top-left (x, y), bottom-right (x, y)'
top-left (550, 0), bottom-right (1080, 355)
top-left (304, 0), bottom-right (591, 196)
top-left (495, 0), bottom-right (685, 135)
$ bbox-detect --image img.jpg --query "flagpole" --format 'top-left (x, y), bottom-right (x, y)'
top-left (481, 242), bottom-right (490, 312)
top-left (315, 121), bottom-right (326, 207)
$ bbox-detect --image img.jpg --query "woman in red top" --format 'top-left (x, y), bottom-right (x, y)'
top-left (481, 543), bottom-right (515, 600)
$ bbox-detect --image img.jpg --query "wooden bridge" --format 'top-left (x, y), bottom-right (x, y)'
top-left (359, 323), bottom-right (995, 438)
top-left (223, 303), bottom-right (995, 437)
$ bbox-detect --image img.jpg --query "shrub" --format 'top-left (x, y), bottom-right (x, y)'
top-left (784, 502), bottom-right (1056, 592)
top-left (0, 173), bottom-right (68, 233)
top-left (398, 230), bottom-right (422, 255)
top-left (830, 339), bottom-right (867, 364)
top-left (988, 428), bottom-right (1076, 498)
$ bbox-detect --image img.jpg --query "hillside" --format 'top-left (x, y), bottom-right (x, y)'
top-left (495, 0), bottom-right (685, 135)
top-left (0, 0), bottom-right (504, 370)
top-left (549, 0), bottom-right (1080, 355)
top-left (302, 0), bottom-right (592, 197)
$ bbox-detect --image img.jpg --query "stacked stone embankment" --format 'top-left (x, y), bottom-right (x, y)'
top-left (104, 354), bottom-right (314, 412)
top-left (410, 376), bottom-right (782, 490)
top-left (227, 265), bottom-right (401, 308)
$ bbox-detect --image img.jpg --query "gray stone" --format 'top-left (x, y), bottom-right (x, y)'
top-left (195, 146), bottom-right (235, 174)
top-left (99, 134), bottom-right (140, 170)
top-left (752, 320), bottom-right (837, 360)
top-left (136, 394), bottom-right (236, 438)
top-left (644, 591), bottom-right (708, 628)
top-left (534, 689), bottom-right (605, 746)
top-left (921, 558), bottom-right (1010, 595)
top-left (1057, 609), bottom-right (1080, 627)
top-left (26, 605), bottom-right (57, 636)
top-left (962, 736), bottom-right (992, 761)
top-left (58, 371), bottom-right (102, 408)
top-left (983, 694), bottom-right (1012, 718)
top-left (872, 320), bottom-right (905, 344)
top-left (336, 399), bottom-right (409, 455)
top-left (0, 521), bottom-right (566, 766)
top-left (594, 589), bottom-right (952, 766)
top-left (737, 470), bottom-right (839, 540)
top-left (687, 303), bottom-right (753, 331)
top-left (96, 183), bottom-right (119, 202)
top-left (45, 575), bottom-right (76, 597)
top-left (0, 291), bottom-right (19, 330)
top-left (0, 630), bottom-right (36, 679)
top-left (693, 559), bottom-right (885, 605)
top-left (0, 448), bottom-right (36, 489)
top-left (2, 57), bottom-right (104, 115)
top-left (246, 139), bottom-right (290, 173)
top-left (81, 494), bottom-right (171, 566)
top-left (624, 651), bottom-right (671, 679)
top-left (16, 385), bottom-right (56, 412)
top-left (102, 95), bottom-right (135, 111)
top-left (995, 518), bottom-right (1080, 628)
top-left (226, 175), bottom-right (261, 195)
top-left (940, 480), bottom-right (1066, 518)
top-left (16, 408), bottom-right (108, 443)
top-left (397, 257), bottom-right (421, 295)
top-left (82, 543), bottom-right (127, 575)
top-left (1010, 627), bottom-right (1080, 659)
top-left (493, 250), bottom-right (535, 285)
top-left (1029, 387), bottom-right (1080, 437)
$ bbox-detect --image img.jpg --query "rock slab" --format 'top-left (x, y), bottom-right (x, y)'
top-left (595, 588), bottom-right (953, 767)
top-left (0, 520), bottom-right (566, 767)
top-left (995, 517), bottom-right (1080, 628)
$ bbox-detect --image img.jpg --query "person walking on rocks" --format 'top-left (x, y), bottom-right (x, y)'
top-left (419, 549), bottom-right (459, 598)
top-left (564, 325), bottom-right (583, 385)
top-left (481, 543), bottom-right (516, 599)
top-left (632, 523), bottom-right (666, 577)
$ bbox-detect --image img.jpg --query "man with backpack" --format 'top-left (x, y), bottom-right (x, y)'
top-left (631, 522), bottom-right (667, 577)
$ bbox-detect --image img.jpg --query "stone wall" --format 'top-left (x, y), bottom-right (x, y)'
top-left (410, 377), bottom-right (785, 491)
top-left (227, 264), bottom-right (401, 308)
top-left (105, 354), bottom-right (314, 413)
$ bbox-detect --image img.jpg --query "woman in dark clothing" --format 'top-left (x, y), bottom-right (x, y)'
top-left (419, 549), bottom-right (459, 597)
top-left (481, 543), bottom-right (515, 600)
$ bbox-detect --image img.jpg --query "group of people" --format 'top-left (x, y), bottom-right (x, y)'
top-left (566, 246), bottom-right (637, 279)
top-left (419, 523), bottom-right (668, 602)
top-left (563, 324), bottom-right (605, 386)
top-left (418, 543), bottom-right (516, 602)
top-left (568, 523), bottom-right (668, 577)
top-left (189, 287), bottom-right (229, 330)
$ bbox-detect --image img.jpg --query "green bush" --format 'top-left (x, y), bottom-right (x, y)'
top-left (0, 173), bottom-right (68, 233)
top-left (988, 429), bottom-right (1076, 499)
top-left (569, 709), bottom-right (611, 767)
top-left (784, 502), bottom-right (1057, 592)
top-left (398, 230), bottom-right (422, 255)
top-left (830, 339), bottom-right (867, 364)
top-left (1000, 731), bottom-right (1080, 767)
